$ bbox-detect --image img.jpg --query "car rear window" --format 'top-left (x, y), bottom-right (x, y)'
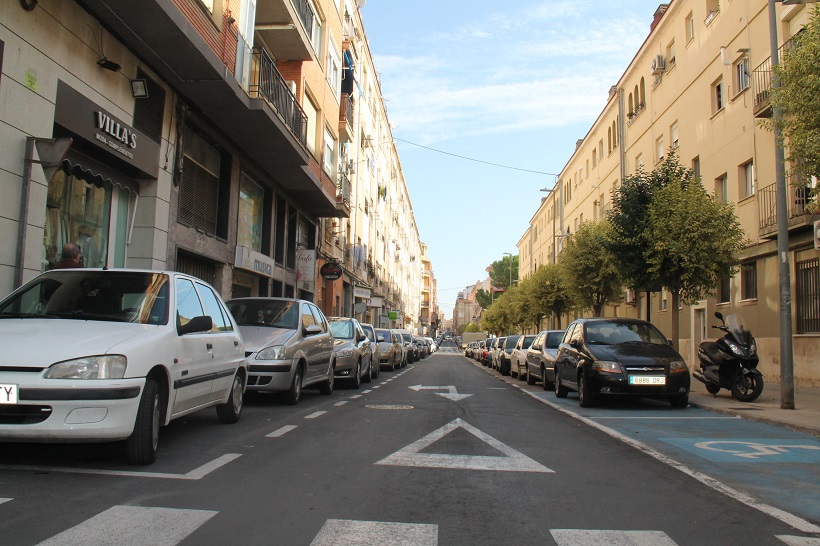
top-left (227, 299), bottom-right (299, 329)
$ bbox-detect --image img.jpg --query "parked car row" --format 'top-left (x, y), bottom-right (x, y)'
top-left (0, 268), bottom-right (435, 466)
top-left (468, 317), bottom-right (691, 408)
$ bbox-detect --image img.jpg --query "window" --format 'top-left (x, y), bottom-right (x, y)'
top-left (196, 282), bottom-right (232, 332)
top-left (656, 136), bottom-right (665, 163)
top-left (715, 173), bottom-right (728, 202)
top-left (712, 77), bottom-right (725, 113)
top-left (327, 40), bottom-right (342, 99)
top-left (685, 12), bottom-right (695, 42)
top-left (179, 125), bottom-right (229, 239)
top-left (741, 160), bottom-right (755, 198)
top-left (307, 0), bottom-right (322, 54)
top-left (796, 258), bottom-right (819, 333)
top-left (592, 148), bottom-right (597, 167)
top-left (735, 57), bottom-right (749, 94)
top-left (636, 153), bottom-right (643, 171)
top-left (705, 0), bottom-right (720, 25)
top-left (660, 289), bottom-right (668, 311)
top-left (599, 139), bottom-right (604, 161)
top-left (303, 94), bottom-right (318, 153)
top-left (176, 278), bottom-right (205, 326)
top-left (323, 127), bottom-right (337, 175)
top-left (741, 262), bottom-right (757, 300)
top-left (692, 156), bottom-right (701, 179)
top-left (238, 174), bottom-right (266, 252)
top-left (667, 39), bottom-right (676, 68)
top-left (671, 122), bottom-right (679, 149)
top-left (718, 275), bottom-right (731, 304)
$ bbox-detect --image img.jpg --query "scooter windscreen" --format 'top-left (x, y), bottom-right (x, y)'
top-left (725, 314), bottom-right (752, 346)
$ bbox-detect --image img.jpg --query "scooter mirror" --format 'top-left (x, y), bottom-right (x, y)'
top-left (714, 311), bottom-right (724, 322)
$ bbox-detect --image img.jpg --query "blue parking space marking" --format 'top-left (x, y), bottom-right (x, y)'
top-left (663, 438), bottom-right (820, 463)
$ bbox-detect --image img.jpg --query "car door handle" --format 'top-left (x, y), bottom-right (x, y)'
top-left (206, 343), bottom-right (213, 350)
top-left (234, 340), bottom-right (239, 347)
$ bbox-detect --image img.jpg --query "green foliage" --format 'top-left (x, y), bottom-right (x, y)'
top-left (646, 178), bottom-right (746, 305)
top-left (519, 264), bottom-right (572, 329)
top-left (559, 220), bottom-right (622, 316)
top-left (476, 288), bottom-right (493, 309)
top-left (480, 292), bottom-right (513, 335)
top-left (770, 6), bottom-right (820, 185)
top-left (488, 255), bottom-right (518, 290)
top-left (463, 322), bottom-right (481, 333)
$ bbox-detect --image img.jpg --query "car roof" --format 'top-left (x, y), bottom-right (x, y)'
top-left (226, 297), bottom-right (307, 303)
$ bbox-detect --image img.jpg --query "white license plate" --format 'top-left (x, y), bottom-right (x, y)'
top-left (0, 384), bottom-right (18, 404)
top-left (629, 376), bottom-right (666, 385)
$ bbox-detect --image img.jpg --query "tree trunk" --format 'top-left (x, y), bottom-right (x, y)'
top-left (645, 290), bottom-right (651, 322)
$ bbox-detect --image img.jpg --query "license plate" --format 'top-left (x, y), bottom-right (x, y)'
top-left (629, 376), bottom-right (666, 385)
top-left (0, 384), bottom-right (18, 404)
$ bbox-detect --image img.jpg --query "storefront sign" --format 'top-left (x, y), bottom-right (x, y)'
top-left (388, 311), bottom-right (398, 321)
top-left (320, 261), bottom-right (343, 280)
top-left (367, 296), bottom-right (383, 308)
top-left (235, 246), bottom-right (275, 278)
top-left (354, 286), bottom-right (372, 299)
top-left (296, 248), bottom-right (316, 293)
top-left (54, 81), bottom-right (159, 178)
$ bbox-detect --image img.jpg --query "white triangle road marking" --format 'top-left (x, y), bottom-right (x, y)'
top-left (376, 418), bottom-right (553, 473)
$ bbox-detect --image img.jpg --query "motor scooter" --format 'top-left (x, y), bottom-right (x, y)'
top-left (693, 312), bottom-right (763, 401)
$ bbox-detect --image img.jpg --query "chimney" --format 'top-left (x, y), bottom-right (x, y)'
top-left (650, 4), bottom-right (669, 33)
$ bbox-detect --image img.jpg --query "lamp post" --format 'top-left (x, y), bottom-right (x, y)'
top-left (767, 0), bottom-right (817, 409)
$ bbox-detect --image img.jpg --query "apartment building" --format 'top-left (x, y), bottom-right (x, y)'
top-left (518, 1), bottom-right (819, 385)
top-left (2, 0), bottom-right (426, 331)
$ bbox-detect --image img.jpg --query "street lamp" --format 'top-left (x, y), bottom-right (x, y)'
top-left (767, 0), bottom-right (817, 409)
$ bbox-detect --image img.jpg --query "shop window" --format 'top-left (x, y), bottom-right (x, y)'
top-left (238, 174), bottom-right (266, 252)
top-left (274, 196), bottom-right (286, 264)
top-left (132, 70), bottom-right (165, 143)
top-left (44, 170), bottom-right (111, 270)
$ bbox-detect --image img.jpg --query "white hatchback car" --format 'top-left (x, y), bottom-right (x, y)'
top-left (0, 269), bottom-right (247, 465)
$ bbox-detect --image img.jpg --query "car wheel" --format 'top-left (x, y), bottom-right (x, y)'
top-left (216, 372), bottom-right (245, 423)
top-left (526, 367), bottom-right (536, 385)
top-left (283, 367), bottom-right (302, 406)
top-left (519, 364), bottom-right (527, 382)
top-left (671, 392), bottom-right (689, 408)
top-left (554, 373), bottom-right (568, 398)
top-left (319, 363), bottom-right (334, 395)
top-left (578, 373), bottom-right (595, 408)
top-left (542, 366), bottom-right (554, 391)
top-left (350, 361), bottom-right (361, 389)
top-left (126, 378), bottom-right (160, 465)
top-left (363, 359), bottom-right (372, 383)
top-left (373, 360), bottom-right (380, 379)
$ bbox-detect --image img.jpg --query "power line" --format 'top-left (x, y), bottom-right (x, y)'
top-left (394, 138), bottom-right (560, 176)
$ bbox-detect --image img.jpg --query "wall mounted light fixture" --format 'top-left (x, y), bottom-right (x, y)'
top-left (97, 58), bottom-right (121, 72)
top-left (130, 79), bottom-right (148, 98)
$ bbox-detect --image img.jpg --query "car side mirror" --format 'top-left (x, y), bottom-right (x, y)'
top-left (305, 324), bottom-right (322, 335)
top-left (668, 338), bottom-right (674, 346)
top-left (178, 315), bottom-right (213, 335)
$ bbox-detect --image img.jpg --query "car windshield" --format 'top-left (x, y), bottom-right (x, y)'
top-left (376, 329), bottom-right (391, 340)
top-left (363, 328), bottom-right (376, 342)
top-left (402, 333), bottom-right (412, 343)
top-left (521, 336), bottom-right (535, 349)
top-left (545, 332), bottom-right (563, 348)
top-left (330, 320), bottom-right (354, 339)
top-left (0, 270), bottom-right (169, 325)
top-left (585, 321), bottom-right (668, 345)
top-left (226, 299), bottom-right (299, 329)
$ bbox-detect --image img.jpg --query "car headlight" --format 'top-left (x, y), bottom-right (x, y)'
top-left (669, 360), bottom-right (688, 374)
top-left (44, 355), bottom-right (127, 379)
top-left (336, 348), bottom-right (354, 358)
top-left (726, 340), bottom-right (744, 357)
top-left (257, 345), bottom-right (287, 360)
top-left (592, 360), bottom-right (622, 374)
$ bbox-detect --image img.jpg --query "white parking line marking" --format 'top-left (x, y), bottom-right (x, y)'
top-left (362, 390), bottom-right (373, 394)
top-left (37, 505), bottom-right (217, 546)
top-left (334, 401), bottom-right (349, 407)
top-left (776, 536), bottom-right (820, 546)
top-left (592, 416), bottom-right (740, 420)
top-left (310, 519), bottom-right (437, 546)
top-left (350, 395), bottom-right (363, 399)
top-left (305, 411), bottom-right (327, 419)
top-left (551, 529), bottom-right (677, 546)
top-left (267, 425), bottom-right (297, 438)
top-left (0, 454), bottom-right (241, 481)
top-left (372, 385), bottom-right (381, 389)
top-left (377, 418), bottom-right (553, 473)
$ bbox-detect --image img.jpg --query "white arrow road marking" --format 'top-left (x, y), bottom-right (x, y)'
top-left (0, 498), bottom-right (11, 506)
top-left (311, 519), bottom-right (437, 546)
top-left (409, 384), bottom-right (473, 401)
top-left (776, 536), bottom-right (820, 546)
top-left (37, 506), bottom-right (217, 546)
top-left (551, 529), bottom-right (678, 546)
top-left (376, 418), bottom-right (553, 473)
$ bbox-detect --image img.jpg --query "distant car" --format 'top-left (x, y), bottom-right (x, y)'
top-left (226, 297), bottom-right (335, 405)
top-left (554, 318), bottom-right (690, 408)
top-left (360, 323), bottom-right (381, 380)
top-left (483, 338), bottom-right (498, 367)
top-left (498, 335), bottom-right (521, 376)
top-left (396, 329), bottom-right (416, 364)
top-left (425, 337), bottom-right (436, 353)
top-left (511, 334), bottom-right (537, 379)
top-left (329, 317), bottom-right (373, 388)
top-left (492, 337), bottom-right (507, 370)
top-left (525, 330), bottom-right (565, 389)
top-left (0, 269), bottom-right (247, 465)
top-left (414, 336), bottom-right (429, 358)
top-left (375, 328), bottom-right (402, 370)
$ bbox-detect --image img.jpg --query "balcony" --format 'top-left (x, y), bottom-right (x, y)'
top-left (751, 39), bottom-right (794, 119)
top-left (757, 181), bottom-right (818, 238)
top-left (337, 172), bottom-right (352, 212)
top-left (250, 48), bottom-right (307, 147)
top-left (339, 94), bottom-right (354, 142)
top-left (255, 0), bottom-right (318, 62)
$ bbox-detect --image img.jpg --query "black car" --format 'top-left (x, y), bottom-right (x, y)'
top-left (554, 318), bottom-right (690, 408)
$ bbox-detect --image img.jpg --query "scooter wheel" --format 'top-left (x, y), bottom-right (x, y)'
top-left (706, 383), bottom-right (721, 395)
top-left (731, 374), bottom-right (764, 402)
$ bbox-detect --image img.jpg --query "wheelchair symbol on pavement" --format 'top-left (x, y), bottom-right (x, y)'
top-left (694, 440), bottom-right (820, 460)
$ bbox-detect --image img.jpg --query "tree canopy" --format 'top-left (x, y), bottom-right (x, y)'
top-left (559, 220), bottom-right (623, 316)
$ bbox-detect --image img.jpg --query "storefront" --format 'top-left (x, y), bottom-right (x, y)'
top-left (47, 81), bottom-right (159, 270)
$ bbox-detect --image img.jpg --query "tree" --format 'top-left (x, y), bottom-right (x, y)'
top-left (646, 176), bottom-right (746, 348)
top-left (488, 255), bottom-right (518, 291)
top-left (521, 264), bottom-right (572, 330)
top-left (481, 292), bottom-right (513, 335)
top-left (559, 221), bottom-right (623, 316)
top-left (770, 5), bottom-right (820, 196)
top-left (476, 288), bottom-right (493, 309)
top-left (463, 322), bottom-right (481, 333)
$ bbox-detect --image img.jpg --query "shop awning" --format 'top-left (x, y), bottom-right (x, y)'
top-left (61, 151), bottom-right (139, 195)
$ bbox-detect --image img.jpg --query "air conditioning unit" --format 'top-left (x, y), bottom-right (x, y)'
top-left (651, 55), bottom-right (666, 74)
top-left (285, 80), bottom-right (297, 95)
top-left (625, 288), bottom-right (637, 304)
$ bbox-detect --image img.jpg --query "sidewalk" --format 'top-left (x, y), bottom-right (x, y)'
top-left (689, 381), bottom-right (820, 437)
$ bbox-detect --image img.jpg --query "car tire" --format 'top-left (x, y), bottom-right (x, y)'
top-left (373, 360), bottom-right (380, 379)
top-left (363, 360), bottom-right (372, 383)
top-left (216, 372), bottom-right (245, 423)
top-left (554, 373), bottom-right (568, 398)
top-left (126, 378), bottom-right (160, 465)
top-left (350, 361), bottom-right (361, 389)
top-left (671, 392), bottom-right (689, 408)
top-left (542, 367), bottom-right (554, 391)
top-left (526, 367), bottom-right (536, 385)
top-left (578, 373), bottom-right (595, 408)
top-left (519, 364), bottom-right (527, 381)
top-left (319, 363), bottom-right (334, 395)
top-left (283, 367), bottom-right (302, 406)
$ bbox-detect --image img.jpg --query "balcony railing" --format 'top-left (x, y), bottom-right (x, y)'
top-left (337, 171), bottom-right (352, 205)
top-left (758, 180), bottom-right (815, 236)
top-left (751, 39), bottom-right (794, 118)
top-left (291, 0), bottom-right (314, 36)
top-left (250, 48), bottom-right (307, 146)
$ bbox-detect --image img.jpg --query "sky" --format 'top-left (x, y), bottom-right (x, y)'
top-left (359, 0), bottom-right (661, 319)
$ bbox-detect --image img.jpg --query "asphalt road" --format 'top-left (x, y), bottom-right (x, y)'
top-left (0, 345), bottom-right (818, 545)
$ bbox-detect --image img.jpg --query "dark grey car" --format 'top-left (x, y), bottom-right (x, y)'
top-left (329, 317), bottom-right (373, 389)
top-left (525, 330), bottom-right (565, 389)
top-left (226, 298), bottom-right (334, 404)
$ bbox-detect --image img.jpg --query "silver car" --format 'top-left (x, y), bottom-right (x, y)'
top-left (360, 323), bottom-right (381, 380)
top-left (226, 298), bottom-right (334, 404)
top-left (375, 328), bottom-right (403, 370)
top-left (329, 317), bottom-right (372, 389)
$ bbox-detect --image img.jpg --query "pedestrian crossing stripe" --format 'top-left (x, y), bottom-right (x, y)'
top-left (310, 519), bottom-right (438, 546)
top-left (551, 529), bottom-right (677, 545)
top-left (375, 418), bottom-right (553, 473)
